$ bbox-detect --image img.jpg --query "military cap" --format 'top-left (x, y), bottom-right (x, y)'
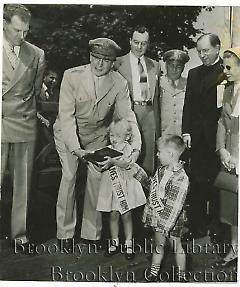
top-left (163, 49), bottom-right (190, 65)
top-left (89, 38), bottom-right (121, 61)
top-left (224, 47), bottom-right (240, 61)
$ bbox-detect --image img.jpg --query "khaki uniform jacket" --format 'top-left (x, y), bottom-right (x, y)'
top-left (160, 75), bottom-right (187, 136)
top-left (2, 41), bottom-right (45, 143)
top-left (55, 64), bottom-right (141, 152)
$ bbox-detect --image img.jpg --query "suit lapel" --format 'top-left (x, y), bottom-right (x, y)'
top-left (145, 57), bottom-right (156, 100)
top-left (117, 54), bottom-right (133, 93)
top-left (3, 41), bottom-right (35, 94)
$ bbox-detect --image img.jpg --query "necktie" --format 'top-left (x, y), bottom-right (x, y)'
top-left (138, 58), bottom-right (149, 100)
top-left (8, 46), bottom-right (18, 70)
top-left (171, 80), bottom-right (177, 90)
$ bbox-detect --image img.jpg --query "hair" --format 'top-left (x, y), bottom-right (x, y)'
top-left (157, 134), bottom-right (185, 155)
top-left (3, 4), bottom-right (31, 23)
top-left (223, 51), bottom-right (240, 65)
top-left (196, 33), bottom-right (221, 48)
top-left (109, 119), bottom-right (132, 142)
top-left (132, 25), bottom-right (150, 37)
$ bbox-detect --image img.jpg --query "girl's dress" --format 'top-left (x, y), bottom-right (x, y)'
top-left (142, 162), bottom-right (189, 237)
top-left (97, 142), bottom-right (146, 213)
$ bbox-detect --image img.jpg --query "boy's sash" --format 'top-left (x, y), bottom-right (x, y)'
top-left (149, 171), bottom-right (165, 217)
top-left (108, 166), bottom-right (130, 215)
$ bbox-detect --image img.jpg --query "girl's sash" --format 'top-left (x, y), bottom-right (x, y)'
top-left (108, 166), bottom-right (130, 214)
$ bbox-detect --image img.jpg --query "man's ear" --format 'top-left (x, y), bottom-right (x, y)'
top-left (3, 19), bottom-right (7, 30)
top-left (129, 38), bottom-right (132, 46)
top-left (216, 44), bottom-right (220, 53)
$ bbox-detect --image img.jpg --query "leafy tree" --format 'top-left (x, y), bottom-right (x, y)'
top-left (26, 4), bottom-right (212, 75)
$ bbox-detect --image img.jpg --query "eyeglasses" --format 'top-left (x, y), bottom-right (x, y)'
top-left (221, 64), bottom-right (231, 71)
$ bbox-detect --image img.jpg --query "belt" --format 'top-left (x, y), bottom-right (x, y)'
top-left (133, 100), bottom-right (152, 106)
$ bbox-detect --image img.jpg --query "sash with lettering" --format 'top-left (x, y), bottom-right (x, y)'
top-left (108, 166), bottom-right (131, 215)
top-left (149, 168), bottom-right (173, 218)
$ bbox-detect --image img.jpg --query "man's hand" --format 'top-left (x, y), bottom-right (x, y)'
top-left (183, 134), bottom-right (191, 148)
top-left (219, 148), bottom-right (231, 170)
top-left (72, 148), bottom-right (93, 160)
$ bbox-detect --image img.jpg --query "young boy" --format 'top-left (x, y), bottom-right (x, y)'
top-left (142, 134), bottom-right (189, 281)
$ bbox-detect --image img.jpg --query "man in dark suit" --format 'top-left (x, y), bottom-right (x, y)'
top-left (182, 33), bottom-right (224, 239)
top-left (115, 25), bottom-right (161, 175)
top-left (1, 4), bottom-right (45, 250)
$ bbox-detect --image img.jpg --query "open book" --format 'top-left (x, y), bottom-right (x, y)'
top-left (83, 146), bottom-right (123, 166)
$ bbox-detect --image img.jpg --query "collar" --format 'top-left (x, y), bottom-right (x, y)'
top-left (209, 56), bottom-right (220, 66)
top-left (162, 161), bottom-right (184, 172)
top-left (43, 83), bottom-right (48, 92)
top-left (3, 35), bottom-right (20, 57)
top-left (167, 77), bottom-right (180, 86)
top-left (130, 51), bottom-right (144, 63)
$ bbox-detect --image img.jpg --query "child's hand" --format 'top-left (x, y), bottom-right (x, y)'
top-left (112, 157), bottom-right (131, 169)
top-left (97, 156), bottom-right (113, 171)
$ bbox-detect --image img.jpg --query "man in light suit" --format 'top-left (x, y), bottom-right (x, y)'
top-left (1, 4), bottom-right (45, 249)
top-left (53, 38), bottom-right (141, 251)
top-left (115, 25), bottom-right (161, 175)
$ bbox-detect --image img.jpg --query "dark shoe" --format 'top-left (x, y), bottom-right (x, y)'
top-left (145, 271), bottom-right (158, 282)
top-left (104, 245), bottom-right (120, 257)
top-left (125, 247), bottom-right (135, 260)
top-left (182, 229), bottom-right (207, 241)
top-left (209, 232), bottom-right (222, 244)
top-left (80, 239), bottom-right (104, 251)
top-left (212, 257), bottom-right (237, 268)
top-left (58, 238), bottom-right (74, 253)
top-left (13, 240), bottom-right (37, 256)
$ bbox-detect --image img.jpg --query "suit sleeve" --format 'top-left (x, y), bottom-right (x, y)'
top-left (58, 71), bottom-right (80, 152)
top-left (182, 71), bottom-right (192, 135)
top-left (34, 50), bottom-right (45, 98)
top-left (216, 109), bottom-right (226, 151)
top-left (154, 61), bottom-right (161, 138)
top-left (114, 81), bottom-right (141, 151)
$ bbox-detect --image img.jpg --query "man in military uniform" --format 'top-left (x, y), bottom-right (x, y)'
top-left (160, 49), bottom-right (189, 136)
top-left (53, 38), bottom-right (141, 250)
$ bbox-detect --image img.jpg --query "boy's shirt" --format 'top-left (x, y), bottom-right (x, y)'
top-left (148, 161), bottom-right (189, 234)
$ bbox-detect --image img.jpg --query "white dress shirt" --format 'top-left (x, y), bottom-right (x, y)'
top-left (129, 52), bottom-right (149, 101)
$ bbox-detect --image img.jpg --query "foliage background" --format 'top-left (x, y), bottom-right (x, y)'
top-left (25, 5), bottom-right (212, 76)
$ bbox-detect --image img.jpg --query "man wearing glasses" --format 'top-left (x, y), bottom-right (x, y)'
top-left (182, 33), bottom-right (225, 241)
top-left (53, 38), bottom-right (141, 251)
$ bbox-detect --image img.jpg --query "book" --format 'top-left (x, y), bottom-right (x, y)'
top-left (83, 146), bottom-right (123, 165)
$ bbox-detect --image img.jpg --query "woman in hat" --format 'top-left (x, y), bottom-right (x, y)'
top-left (213, 47), bottom-right (239, 268)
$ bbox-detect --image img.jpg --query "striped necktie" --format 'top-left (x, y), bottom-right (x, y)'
top-left (138, 58), bottom-right (149, 100)
top-left (8, 46), bottom-right (18, 70)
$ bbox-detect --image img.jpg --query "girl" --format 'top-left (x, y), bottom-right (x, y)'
top-left (96, 119), bottom-right (146, 260)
